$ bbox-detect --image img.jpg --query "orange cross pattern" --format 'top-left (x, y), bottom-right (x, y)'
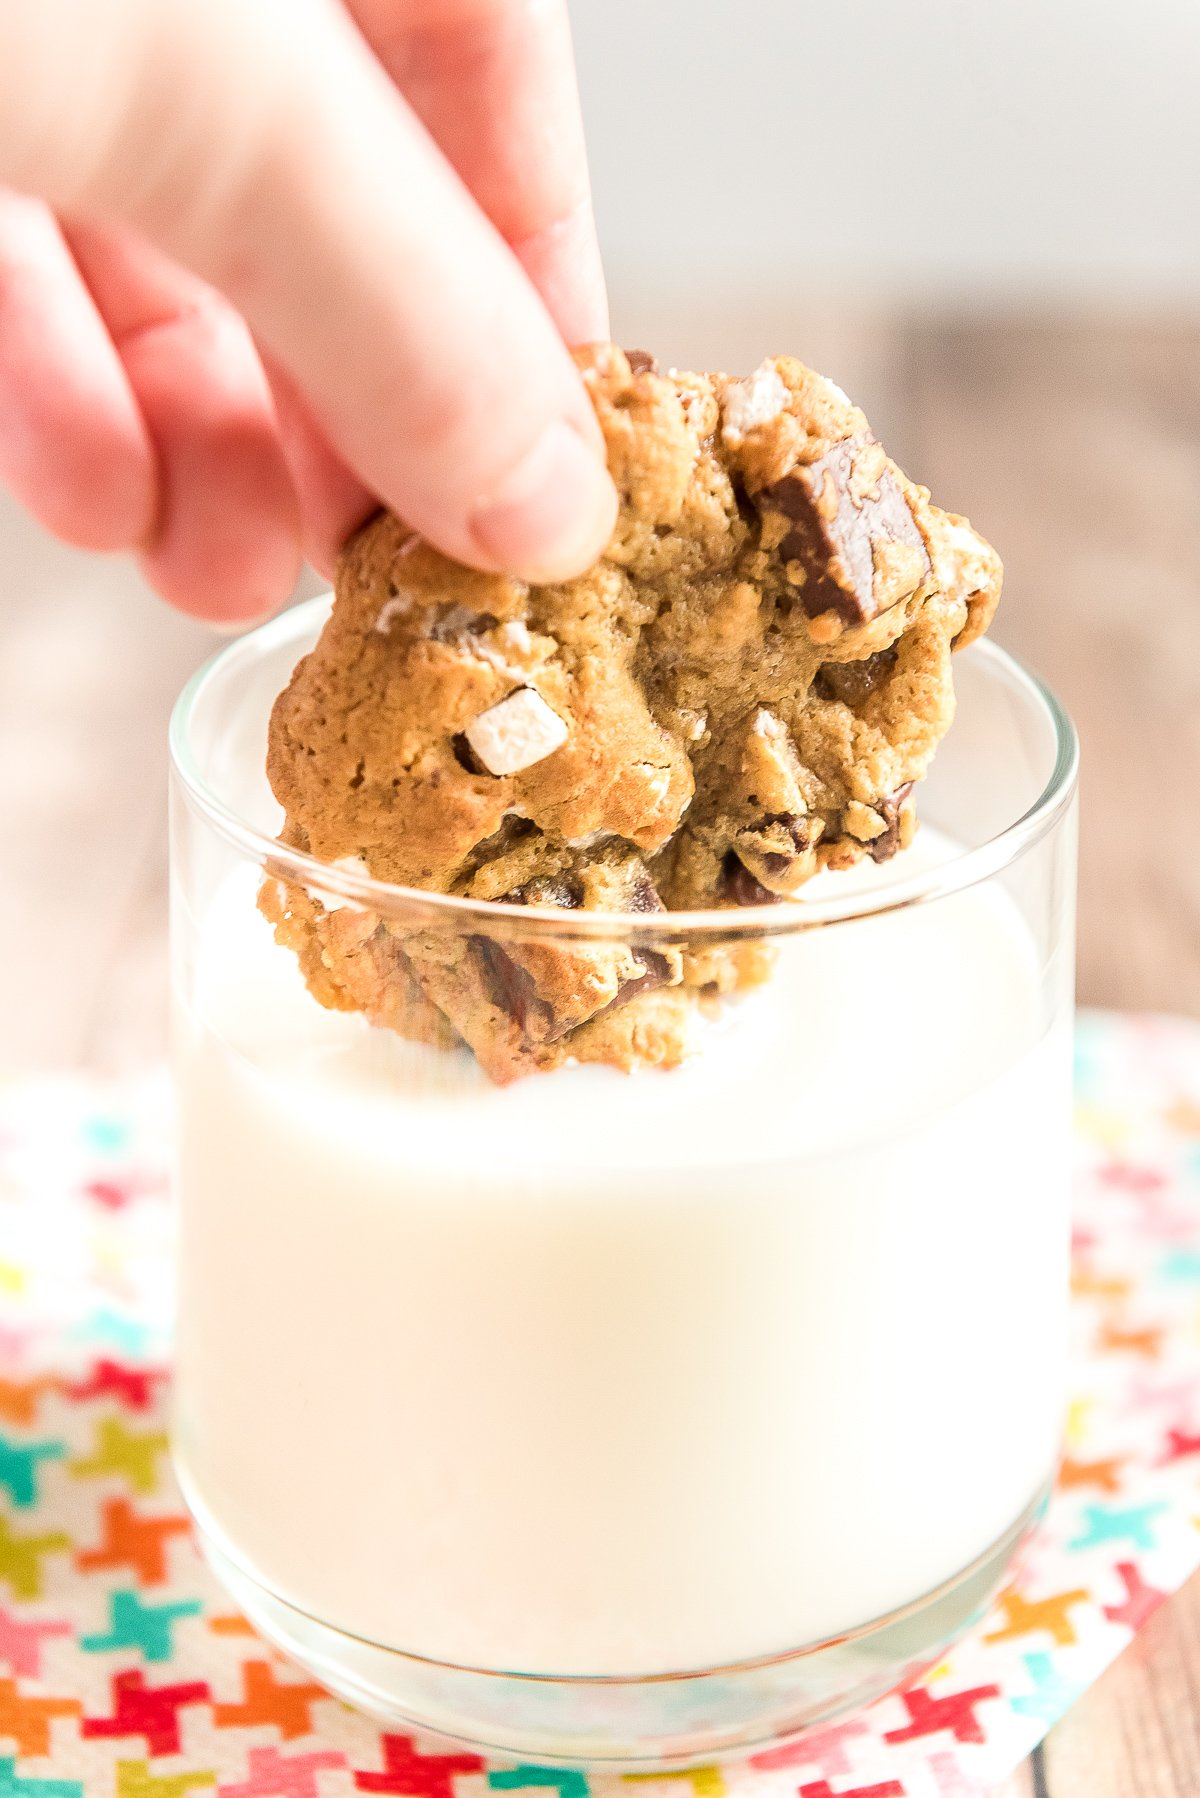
top-left (0, 1379), bottom-right (54, 1428)
top-left (1058, 1455), bottom-right (1126, 1494)
top-left (213, 1662), bottom-right (328, 1740)
top-left (1098, 1322), bottom-right (1164, 1360)
top-left (1166, 1098), bottom-right (1200, 1135)
top-left (0, 1677), bottom-right (82, 1755)
top-left (207, 1615), bottom-right (258, 1638)
top-left (983, 1586), bottom-right (1090, 1649)
top-left (1070, 1267), bottom-right (1133, 1303)
top-left (76, 1498), bottom-right (191, 1585)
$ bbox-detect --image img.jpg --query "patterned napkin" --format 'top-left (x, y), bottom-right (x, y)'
top-left (1, 1010), bottom-right (1199, 1798)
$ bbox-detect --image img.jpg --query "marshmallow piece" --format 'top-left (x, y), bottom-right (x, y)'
top-left (464, 687), bottom-right (568, 777)
top-left (722, 365), bottom-right (789, 441)
top-left (305, 854), bottom-right (370, 912)
top-left (375, 597), bottom-right (412, 634)
top-left (935, 513), bottom-right (996, 602)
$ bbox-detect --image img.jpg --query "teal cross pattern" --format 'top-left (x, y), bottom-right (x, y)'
top-left (82, 1117), bottom-right (129, 1155)
top-left (0, 1436), bottom-right (66, 1509)
top-left (82, 1591), bottom-right (203, 1664)
top-left (1158, 1245), bottom-right (1200, 1284)
top-left (0, 1760), bottom-right (82, 1798)
top-left (1068, 1501), bottom-right (1168, 1553)
top-left (1009, 1652), bottom-right (1084, 1725)
top-left (489, 1773), bottom-right (589, 1798)
top-left (71, 1310), bottom-right (150, 1359)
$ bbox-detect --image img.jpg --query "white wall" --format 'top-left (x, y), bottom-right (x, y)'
top-left (569, 0), bottom-right (1200, 312)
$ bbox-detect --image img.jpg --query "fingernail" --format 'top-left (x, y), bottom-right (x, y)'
top-left (208, 611), bottom-right (277, 638)
top-left (469, 419), bottom-right (617, 583)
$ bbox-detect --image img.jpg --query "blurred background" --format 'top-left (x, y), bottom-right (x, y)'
top-left (2, 0), bottom-right (1199, 1075)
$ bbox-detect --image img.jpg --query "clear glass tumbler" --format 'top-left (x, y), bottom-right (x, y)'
top-left (168, 595), bottom-right (1078, 1768)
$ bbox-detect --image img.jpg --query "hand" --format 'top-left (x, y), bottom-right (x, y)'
top-left (0, 0), bottom-right (617, 623)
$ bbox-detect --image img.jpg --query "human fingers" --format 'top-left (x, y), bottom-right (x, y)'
top-left (0, 189), bottom-right (156, 551)
top-left (263, 356), bottom-right (374, 578)
top-left (67, 224), bottom-right (302, 623)
top-left (1, 0), bottom-right (617, 584)
top-left (346, 0), bottom-right (609, 344)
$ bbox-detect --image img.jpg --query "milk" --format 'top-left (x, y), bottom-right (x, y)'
top-left (172, 834), bottom-right (1070, 1678)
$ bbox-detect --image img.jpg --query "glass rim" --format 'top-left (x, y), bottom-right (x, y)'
top-left (169, 592), bottom-right (1079, 943)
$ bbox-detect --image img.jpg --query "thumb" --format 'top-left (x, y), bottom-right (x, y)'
top-left (0, 0), bottom-right (617, 583)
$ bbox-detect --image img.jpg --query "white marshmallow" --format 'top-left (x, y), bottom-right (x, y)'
top-left (375, 597), bottom-right (409, 635)
top-left (305, 854), bottom-right (370, 913)
top-left (464, 688), bottom-right (568, 777)
top-left (722, 365), bottom-right (789, 441)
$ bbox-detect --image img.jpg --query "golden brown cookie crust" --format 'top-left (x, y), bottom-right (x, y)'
top-left (263, 346), bottom-right (1002, 1081)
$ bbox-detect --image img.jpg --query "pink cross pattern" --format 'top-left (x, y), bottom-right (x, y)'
top-left (220, 1749), bottom-right (346, 1798)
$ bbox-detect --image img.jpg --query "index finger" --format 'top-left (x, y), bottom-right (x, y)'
top-left (346, 0), bottom-right (608, 344)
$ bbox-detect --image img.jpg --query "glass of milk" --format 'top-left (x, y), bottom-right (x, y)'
top-left (168, 597), bottom-right (1078, 1767)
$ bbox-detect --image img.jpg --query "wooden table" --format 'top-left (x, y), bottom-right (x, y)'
top-left (1, 309), bottom-right (1198, 1793)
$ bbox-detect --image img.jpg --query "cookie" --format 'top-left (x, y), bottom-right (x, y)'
top-left (262, 346), bottom-right (1001, 1081)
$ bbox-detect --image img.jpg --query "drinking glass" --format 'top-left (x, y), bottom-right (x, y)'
top-left (168, 596), bottom-right (1078, 1767)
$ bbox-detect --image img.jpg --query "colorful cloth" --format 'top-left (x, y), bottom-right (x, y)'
top-left (0, 1010), bottom-right (1199, 1798)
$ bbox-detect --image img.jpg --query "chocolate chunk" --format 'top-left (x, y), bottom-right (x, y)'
top-left (627, 869), bottom-right (667, 913)
top-left (625, 349), bottom-right (659, 375)
top-left (867, 782), bottom-right (916, 864)
top-left (762, 435), bottom-right (930, 627)
top-left (430, 605), bottom-right (499, 642)
top-left (606, 949), bottom-right (675, 1013)
top-left (472, 937), bottom-right (546, 1033)
top-left (506, 874), bottom-right (585, 910)
top-left (473, 934), bottom-right (673, 1045)
top-left (812, 646), bottom-right (898, 708)
top-left (721, 849), bottom-right (781, 908)
top-left (730, 812), bottom-right (819, 897)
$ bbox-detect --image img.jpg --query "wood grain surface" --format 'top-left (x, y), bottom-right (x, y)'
top-left (1, 311), bottom-right (1198, 1793)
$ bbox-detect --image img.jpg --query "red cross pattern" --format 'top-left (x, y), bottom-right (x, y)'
top-left (1103, 1561), bottom-right (1167, 1632)
top-left (82, 1670), bottom-right (211, 1756)
top-left (883, 1684), bottom-right (1001, 1746)
top-left (354, 1736), bottom-right (484, 1798)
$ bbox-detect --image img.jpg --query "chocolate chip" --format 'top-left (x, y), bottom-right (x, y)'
top-left (608, 950), bottom-right (674, 1012)
top-left (627, 870), bottom-right (667, 914)
top-left (812, 646), bottom-right (899, 708)
top-left (729, 812), bottom-right (819, 897)
top-left (625, 348), bottom-right (659, 375)
top-left (430, 605), bottom-right (498, 642)
top-left (762, 434), bottom-right (930, 627)
top-left (506, 875), bottom-right (585, 910)
top-left (760, 851), bottom-right (794, 878)
top-left (472, 937), bottom-right (544, 1031)
top-left (721, 849), bottom-right (781, 907)
top-left (866, 782), bottom-right (916, 863)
